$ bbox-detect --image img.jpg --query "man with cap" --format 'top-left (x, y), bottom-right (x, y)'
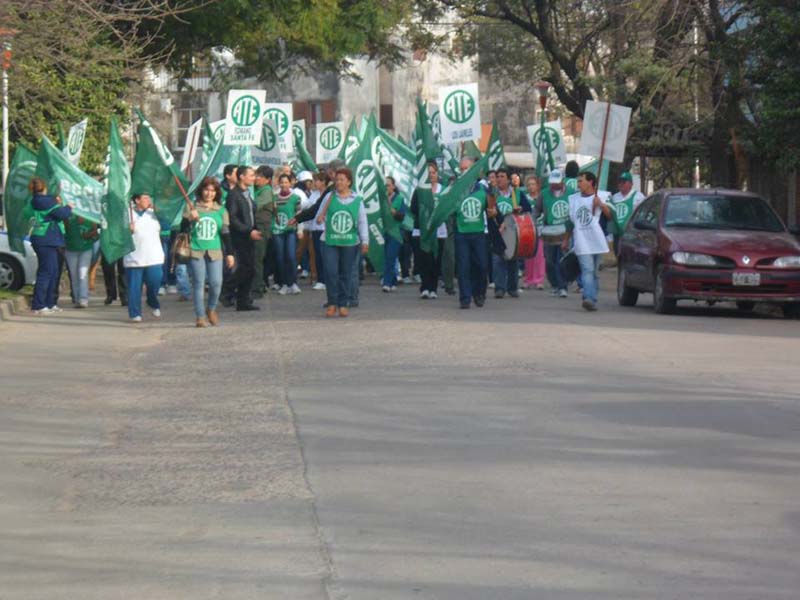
top-left (609, 171), bottom-right (645, 254)
top-left (539, 169), bottom-right (570, 298)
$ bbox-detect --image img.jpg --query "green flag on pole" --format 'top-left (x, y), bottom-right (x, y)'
top-left (131, 109), bottom-right (190, 229)
top-left (292, 126), bottom-right (318, 173)
top-left (3, 144), bottom-right (38, 255)
top-left (35, 136), bottom-right (104, 224)
top-left (417, 98), bottom-right (442, 161)
top-left (486, 120), bottom-right (506, 171)
top-left (101, 117), bottom-right (135, 263)
top-left (339, 118), bottom-right (361, 163)
top-left (463, 140), bottom-right (482, 159)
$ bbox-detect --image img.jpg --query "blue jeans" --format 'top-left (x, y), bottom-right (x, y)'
top-left (126, 264), bottom-right (162, 319)
top-left (350, 251), bottom-right (362, 305)
top-left (382, 237), bottom-right (401, 287)
top-left (454, 232), bottom-right (488, 305)
top-left (175, 263), bottom-right (191, 298)
top-left (65, 249), bottom-right (93, 304)
top-left (189, 255), bottom-right (223, 318)
top-left (577, 253), bottom-right (601, 303)
top-left (545, 244), bottom-right (567, 291)
top-left (323, 243), bottom-right (359, 308)
top-left (161, 236), bottom-right (172, 287)
top-left (273, 232), bottom-right (297, 287)
top-left (31, 243), bottom-right (61, 310)
top-left (312, 230), bottom-right (325, 284)
top-left (492, 254), bottom-right (519, 294)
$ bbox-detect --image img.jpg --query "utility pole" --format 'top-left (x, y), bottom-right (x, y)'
top-left (1, 29), bottom-right (19, 229)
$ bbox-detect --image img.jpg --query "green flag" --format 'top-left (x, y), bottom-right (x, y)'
top-left (100, 117), bottom-right (135, 263)
top-left (486, 120), bottom-right (506, 171)
top-left (417, 98), bottom-right (442, 161)
top-left (414, 109), bottom-right (438, 254)
top-left (463, 140), bottom-right (482, 159)
top-left (35, 136), bottom-right (104, 224)
top-left (131, 109), bottom-right (190, 229)
top-left (339, 118), bottom-right (361, 163)
top-left (292, 125), bottom-right (318, 173)
top-left (56, 123), bottom-right (67, 152)
top-left (347, 117), bottom-right (389, 273)
top-left (3, 144), bottom-right (37, 255)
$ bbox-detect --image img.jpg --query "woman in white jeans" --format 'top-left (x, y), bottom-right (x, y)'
top-left (64, 216), bottom-right (99, 308)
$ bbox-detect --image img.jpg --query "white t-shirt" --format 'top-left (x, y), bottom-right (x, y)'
top-left (124, 209), bottom-right (165, 268)
top-left (302, 189), bottom-right (321, 232)
top-left (569, 191), bottom-right (611, 256)
top-left (611, 189), bottom-right (646, 209)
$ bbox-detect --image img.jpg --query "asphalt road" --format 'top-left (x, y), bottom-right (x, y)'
top-left (1, 270), bottom-right (799, 599)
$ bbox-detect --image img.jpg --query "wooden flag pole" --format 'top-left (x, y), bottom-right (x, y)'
top-left (596, 101), bottom-right (613, 182)
top-left (173, 174), bottom-right (194, 209)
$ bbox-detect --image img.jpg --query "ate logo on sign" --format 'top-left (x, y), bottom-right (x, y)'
top-left (497, 199), bottom-right (513, 215)
top-left (532, 127), bottom-right (560, 152)
top-left (231, 95), bottom-right (261, 127)
top-left (68, 129), bottom-right (85, 154)
top-left (330, 211), bottom-right (354, 235)
top-left (443, 90), bottom-right (476, 124)
top-left (461, 196), bottom-right (482, 220)
top-left (576, 206), bottom-right (593, 227)
top-left (259, 126), bottom-right (277, 151)
top-left (265, 109), bottom-right (289, 135)
top-left (552, 200), bottom-right (569, 220)
top-left (320, 126), bottom-right (342, 150)
top-left (293, 123), bottom-right (304, 144)
top-left (196, 217), bottom-right (218, 241)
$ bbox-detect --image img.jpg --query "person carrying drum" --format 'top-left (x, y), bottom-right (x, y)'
top-left (489, 168), bottom-right (532, 299)
top-left (540, 170), bottom-right (571, 298)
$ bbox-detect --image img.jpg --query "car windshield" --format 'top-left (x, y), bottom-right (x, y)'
top-left (663, 194), bottom-right (784, 233)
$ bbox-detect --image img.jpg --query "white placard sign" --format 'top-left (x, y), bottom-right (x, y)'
top-left (315, 121), bottom-right (345, 164)
top-left (181, 118), bottom-right (204, 172)
top-left (579, 100), bottom-right (632, 163)
top-left (223, 90), bottom-right (266, 145)
top-left (251, 118), bottom-right (284, 168)
top-left (526, 119), bottom-right (567, 167)
top-left (438, 83), bottom-right (481, 144)
top-left (263, 103), bottom-right (293, 153)
top-left (65, 119), bottom-right (89, 166)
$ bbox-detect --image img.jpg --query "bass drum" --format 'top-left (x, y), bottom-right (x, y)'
top-left (501, 213), bottom-right (537, 261)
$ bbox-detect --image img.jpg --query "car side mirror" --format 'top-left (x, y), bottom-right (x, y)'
top-left (634, 219), bottom-right (656, 232)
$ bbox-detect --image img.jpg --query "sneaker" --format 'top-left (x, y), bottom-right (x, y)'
top-left (167, 285), bottom-right (178, 294)
top-left (390, 286), bottom-right (397, 291)
top-left (271, 283), bottom-right (282, 291)
top-left (402, 277), bottom-right (412, 284)
top-left (420, 290), bottom-right (430, 299)
top-left (558, 289), bottom-right (568, 298)
top-left (582, 299), bottom-right (598, 312)
top-left (550, 289), bottom-right (560, 296)
top-left (474, 295), bottom-right (485, 307)
top-left (278, 285), bottom-right (289, 296)
top-left (488, 282), bottom-right (495, 289)
top-left (495, 290), bottom-right (505, 299)
top-left (78, 300), bottom-right (89, 308)
top-left (429, 291), bottom-right (438, 299)
top-left (300, 270), bottom-right (309, 279)
top-left (312, 282), bottom-right (326, 291)
top-left (290, 283), bottom-right (302, 295)
top-left (382, 285), bottom-right (391, 293)
top-left (130, 315), bottom-right (142, 323)
top-left (152, 308), bottom-right (162, 318)
top-left (413, 275), bottom-right (421, 283)
top-left (158, 286), bottom-right (166, 296)
top-left (48, 306), bottom-right (63, 313)
top-left (508, 290), bottom-right (520, 298)
top-left (32, 307), bottom-right (52, 315)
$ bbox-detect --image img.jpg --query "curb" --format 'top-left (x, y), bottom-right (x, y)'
top-left (0, 295), bottom-right (30, 322)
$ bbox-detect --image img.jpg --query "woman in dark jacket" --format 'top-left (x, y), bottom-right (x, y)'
top-left (28, 177), bottom-right (72, 314)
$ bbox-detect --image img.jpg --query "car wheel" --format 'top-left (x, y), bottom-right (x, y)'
top-left (653, 265), bottom-right (677, 314)
top-left (0, 254), bottom-right (25, 291)
top-left (735, 301), bottom-right (756, 312)
top-left (617, 264), bottom-right (638, 306)
top-left (782, 303), bottom-right (800, 319)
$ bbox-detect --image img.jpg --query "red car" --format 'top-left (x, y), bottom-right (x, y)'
top-left (617, 188), bottom-right (800, 317)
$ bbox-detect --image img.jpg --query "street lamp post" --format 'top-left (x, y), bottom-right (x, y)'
top-left (534, 80), bottom-right (555, 176)
top-left (1, 29), bottom-right (18, 229)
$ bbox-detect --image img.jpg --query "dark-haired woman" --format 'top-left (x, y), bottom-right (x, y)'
top-left (316, 168), bottom-right (369, 317)
top-left (181, 177), bottom-right (235, 327)
top-left (28, 177), bottom-right (72, 314)
top-left (273, 173), bottom-right (303, 295)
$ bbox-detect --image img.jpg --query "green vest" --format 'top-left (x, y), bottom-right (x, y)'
top-left (565, 177), bottom-right (578, 195)
top-left (64, 218), bottom-right (95, 252)
top-left (543, 189), bottom-right (570, 226)
top-left (191, 206), bottom-right (225, 252)
top-left (456, 190), bottom-right (487, 234)
top-left (325, 194), bottom-right (361, 246)
top-left (32, 204), bottom-right (66, 238)
top-left (392, 194), bottom-right (414, 232)
top-left (495, 188), bottom-right (517, 216)
top-left (610, 191), bottom-right (636, 235)
top-left (272, 193), bottom-right (299, 235)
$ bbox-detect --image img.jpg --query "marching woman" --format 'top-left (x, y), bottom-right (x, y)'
top-left (381, 176), bottom-right (403, 292)
top-left (521, 175), bottom-right (546, 290)
top-left (411, 162), bottom-right (446, 299)
top-left (316, 167), bottom-right (369, 317)
top-left (272, 173), bottom-right (302, 295)
top-left (64, 216), bottom-right (99, 308)
top-left (124, 193), bottom-right (164, 323)
top-left (181, 177), bottom-right (236, 328)
top-left (28, 177), bottom-right (72, 314)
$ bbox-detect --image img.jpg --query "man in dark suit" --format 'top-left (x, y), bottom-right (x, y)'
top-left (223, 165), bottom-right (262, 310)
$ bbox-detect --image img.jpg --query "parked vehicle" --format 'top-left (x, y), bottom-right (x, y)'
top-left (0, 231), bottom-right (38, 291)
top-left (617, 188), bottom-right (800, 318)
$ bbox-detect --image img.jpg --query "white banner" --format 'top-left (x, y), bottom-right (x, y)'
top-left (223, 89), bottom-right (266, 146)
top-left (527, 119), bottom-right (567, 168)
top-left (315, 121), bottom-right (345, 164)
top-left (251, 118), bottom-right (284, 168)
top-left (438, 83), bottom-right (481, 144)
top-left (263, 103), bottom-right (293, 154)
top-left (180, 118), bottom-right (204, 173)
top-left (65, 119), bottom-right (88, 166)
top-left (579, 100), bottom-right (631, 163)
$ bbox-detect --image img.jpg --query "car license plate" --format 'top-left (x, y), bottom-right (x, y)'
top-left (732, 272), bottom-right (761, 286)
